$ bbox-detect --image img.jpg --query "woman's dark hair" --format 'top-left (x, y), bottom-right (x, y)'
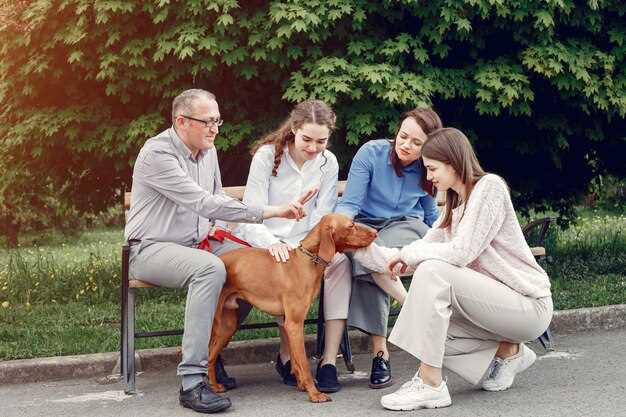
top-left (389, 107), bottom-right (443, 196)
top-left (251, 100), bottom-right (336, 176)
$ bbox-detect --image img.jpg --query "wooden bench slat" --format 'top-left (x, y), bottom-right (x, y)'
top-left (125, 181), bottom-right (349, 209)
top-left (223, 185), bottom-right (246, 201)
top-left (336, 180), bottom-right (346, 197)
top-left (530, 247), bottom-right (546, 257)
top-left (124, 180), bottom-right (444, 209)
top-left (129, 279), bottom-right (159, 289)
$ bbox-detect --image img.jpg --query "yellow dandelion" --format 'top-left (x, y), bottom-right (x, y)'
top-left (1, 301), bottom-right (9, 308)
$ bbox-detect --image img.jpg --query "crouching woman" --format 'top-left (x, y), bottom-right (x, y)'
top-left (356, 127), bottom-right (553, 410)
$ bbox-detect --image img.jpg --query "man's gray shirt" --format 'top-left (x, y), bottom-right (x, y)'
top-left (124, 127), bottom-right (263, 247)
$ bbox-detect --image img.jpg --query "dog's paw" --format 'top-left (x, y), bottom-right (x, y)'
top-left (211, 383), bottom-right (226, 393)
top-left (309, 392), bottom-right (331, 403)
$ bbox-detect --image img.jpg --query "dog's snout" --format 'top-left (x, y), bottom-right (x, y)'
top-left (356, 224), bottom-right (377, 243)
top-left (363, 225), bottom-right (377, 237)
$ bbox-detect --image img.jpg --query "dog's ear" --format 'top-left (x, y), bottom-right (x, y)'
top-left (318, 223), bottom-right (336, 262)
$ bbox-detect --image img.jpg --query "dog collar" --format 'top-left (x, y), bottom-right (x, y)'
top-left (297, 245), bottom-right (330, 267)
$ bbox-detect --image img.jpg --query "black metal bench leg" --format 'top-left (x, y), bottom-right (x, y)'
top-left (120, 245), bottom-right (129, 390)
top-left (340, 327), bottom-right (355, 373)
top-left (317, 277), bottom-right (355, 372)
top-left (121, 244), bottom-right (136, 394)
top-left (316, 279), bottom-right (325, 359)
top-left (126, 288), bottom-right (136, 393)
top-left (537, 327), bottom-right (554, 351)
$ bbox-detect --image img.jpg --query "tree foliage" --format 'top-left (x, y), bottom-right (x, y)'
top-left (1, 0), bottom-right (625, 243)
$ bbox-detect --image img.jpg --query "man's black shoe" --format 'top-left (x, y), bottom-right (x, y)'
top-left (369, 350), bottom-right (393, 389)
top-left (179, 381), bottom-right (232, 413)
top-left (274, 354), bottom-right (297, 386)
top-left (215, 355), bottom-right (237, 390)
top-left (315, 363), bottom-right (341, 393)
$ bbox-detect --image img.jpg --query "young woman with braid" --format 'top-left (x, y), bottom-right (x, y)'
top-left (235, 99), bottom-right (350, 392)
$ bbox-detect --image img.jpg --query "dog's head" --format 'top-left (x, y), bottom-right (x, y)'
top-left (304, 213), bottom-right (377, 262)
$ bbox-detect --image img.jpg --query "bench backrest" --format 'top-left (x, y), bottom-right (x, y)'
top-left (124, 180), bottom-right (444, 210)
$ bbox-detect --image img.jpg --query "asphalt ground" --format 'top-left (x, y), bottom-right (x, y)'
top-left (1, 327), bottom-right (625, 417)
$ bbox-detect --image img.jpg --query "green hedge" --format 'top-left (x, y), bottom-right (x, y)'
top-left (1, 1), bottom-right (625, 244)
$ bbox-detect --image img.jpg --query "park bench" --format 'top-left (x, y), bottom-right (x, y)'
top-left (120, 180), bottom-right (554, 394)
top-left (120, 183), bottom-right (352, 394)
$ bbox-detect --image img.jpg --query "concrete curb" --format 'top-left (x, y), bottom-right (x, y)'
top-left (548, 303), bottom-right (626, 334)
top-left (1, 304), bottom-right (625, 385)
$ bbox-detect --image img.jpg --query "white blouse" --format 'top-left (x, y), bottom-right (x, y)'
top-left (236, 144), bottom-right (339, 248)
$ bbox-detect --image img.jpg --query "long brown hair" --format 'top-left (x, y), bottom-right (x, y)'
top-left (389, 107), bottom-right (443, 196)
top-left (251, 100), bottom-right (336, 176)
top-left (421, 128), bottom-right (487, 229)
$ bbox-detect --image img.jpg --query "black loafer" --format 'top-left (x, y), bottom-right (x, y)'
top-left (179, 381), bottom-right (232, 413)
top-left (215, 355), bottom-right (237, 390)
top-left (316, 363), bottom-right (341, 393)
top-left (369, 350), bottom-right (393, 389)
top-left (274, 354), bottom-right (297, 386)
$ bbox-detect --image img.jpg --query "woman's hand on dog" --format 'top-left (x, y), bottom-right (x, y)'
top-left (387, 255), bottom-right (408, 280)
top-left (268, 241), bottom-right (292, 263)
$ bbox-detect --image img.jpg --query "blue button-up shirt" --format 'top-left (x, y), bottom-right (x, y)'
top-left (335, 139), bottom-right (439, 226)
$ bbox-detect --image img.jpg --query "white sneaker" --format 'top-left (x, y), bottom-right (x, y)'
top-left (380, 373), bottom-right (452, 411)
top-left (482, 344), bottom-right (537, 392)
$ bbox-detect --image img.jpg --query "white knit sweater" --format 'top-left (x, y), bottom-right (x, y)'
top-left (355, 174), bottom-right (551, 299)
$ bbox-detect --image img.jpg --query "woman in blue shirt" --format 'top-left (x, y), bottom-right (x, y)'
top-left (335, 107), bottom-right (442, 389)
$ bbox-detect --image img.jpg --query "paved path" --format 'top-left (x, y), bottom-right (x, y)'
top-left (2, 328), bottom-right (625, 417)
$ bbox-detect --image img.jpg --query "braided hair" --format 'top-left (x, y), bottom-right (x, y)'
top-left (251, 100), bottom-right (336, 176)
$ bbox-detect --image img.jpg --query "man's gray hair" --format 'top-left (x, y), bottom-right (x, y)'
top-left (171, 89), bottom-right (216, 121)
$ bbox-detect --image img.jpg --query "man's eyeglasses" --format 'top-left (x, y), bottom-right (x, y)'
top-left (181, 115), bottom-right (224, 128)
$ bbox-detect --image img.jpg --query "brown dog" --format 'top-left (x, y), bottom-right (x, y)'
top-left (207, 213), bottom-right (377, 402)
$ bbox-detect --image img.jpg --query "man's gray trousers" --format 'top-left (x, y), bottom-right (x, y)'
top-left (129, 239), bottom-right (243, 377)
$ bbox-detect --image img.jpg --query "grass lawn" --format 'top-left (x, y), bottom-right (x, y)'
top-left (0, 227), bottom-right (123, 306)
top-left (0, 299), bottom-right (321, 361)
top-left (1, 209), bottom-right (624, 360)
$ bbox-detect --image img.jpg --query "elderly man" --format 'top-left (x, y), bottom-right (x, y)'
top-left (124, 89), bottom-right (309, 413)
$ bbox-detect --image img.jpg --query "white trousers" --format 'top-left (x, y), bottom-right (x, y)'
top-left (322, 253), bottom-right (352, 320)
top-left (389, 260), bottom-right (553, 385)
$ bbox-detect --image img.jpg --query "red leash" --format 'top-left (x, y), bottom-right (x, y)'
top-left (198, 228), bottom-right (252, 252)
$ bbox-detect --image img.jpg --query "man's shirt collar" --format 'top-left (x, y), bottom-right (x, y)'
top-left (169, 127), bottom-right (207, 161)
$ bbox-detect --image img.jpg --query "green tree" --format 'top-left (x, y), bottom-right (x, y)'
top-left (1, 0), bottom-right (625, 244)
